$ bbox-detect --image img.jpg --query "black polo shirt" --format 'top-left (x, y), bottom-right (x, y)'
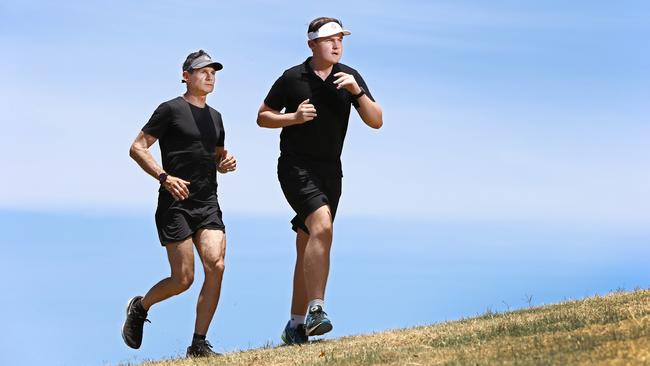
top-left (264, 57), bottom-right (374, 177)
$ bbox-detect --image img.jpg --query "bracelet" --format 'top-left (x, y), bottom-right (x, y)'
top-left (352, 87), bottom-right (366, 99)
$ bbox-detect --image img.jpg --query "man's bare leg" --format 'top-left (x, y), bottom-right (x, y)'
top-left (283, 205), bottom-right (335, 342)
top-left (301, 205), bottom-right (334, 335)
top-left (281, 228), bottom-right (311, 344)
top-left (193, 228), bottom-right (226, 336)
top-left (290, 228), bottom-right (309, 316)
top-left (303, 205), bottom-right (333, 302)
top-left (141, 238), bottom-right (195, 310)
top-left (122, 237), bottom-right (194, 349)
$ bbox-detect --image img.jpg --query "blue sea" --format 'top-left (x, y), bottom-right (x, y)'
top-left (0, 210), bottom-right (648, 365)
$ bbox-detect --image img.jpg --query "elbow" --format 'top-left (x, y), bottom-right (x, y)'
top-left (374, 109), bottom-right (384, 129)
top-left (129, 144), bottom-right (140, 160)
top-left (368, 113), bottom-right (383, 129)
top-left (256, 113), bottom-right (266, 128)
top-left (257, 114), bottom-right (274, 128)
top-left (129, 145), bottom-right (136, 159)
top-left (363, 106), bottom-right (383, 129)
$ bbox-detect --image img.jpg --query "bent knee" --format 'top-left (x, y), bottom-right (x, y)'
top-left (204, 258), bottom-right (225, 275)
top-left (171, 272), bottom-right (194, 292)
top-left (310, 223), bottom-right (333, 241)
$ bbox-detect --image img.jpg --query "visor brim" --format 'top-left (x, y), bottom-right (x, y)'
top-left (190, 60), bottom-right (223, 71)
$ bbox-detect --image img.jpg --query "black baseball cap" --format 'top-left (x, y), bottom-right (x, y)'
top-left (182, 50), bottom-right (223, 82)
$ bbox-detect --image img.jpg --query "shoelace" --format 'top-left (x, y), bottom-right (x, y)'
top-left (189, 340), bottom-right (221, 357)
top-left (129, 308), bottom-right (151, 325)
top-left (194, 340), bottom-right (214, 352)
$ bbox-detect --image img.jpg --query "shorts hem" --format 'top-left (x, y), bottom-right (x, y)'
top-left (159, 232), bottom-right (193, 246)
top-left (159, 224), bottom-right (226, 246)
top-left (291, 198), bottom-right (331, 233)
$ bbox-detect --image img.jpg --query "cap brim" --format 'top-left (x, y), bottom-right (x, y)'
top-left (190, 60), bottom-right (223, 71)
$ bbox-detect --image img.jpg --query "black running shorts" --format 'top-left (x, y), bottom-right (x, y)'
top-left (277, 158), bottom-right (342, 233)
top-left (154, 192), bottom-right (225, 246)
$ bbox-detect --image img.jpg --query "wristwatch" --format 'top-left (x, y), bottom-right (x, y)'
top-left (352, 87), bottom-right (366, 99)
top-left (158, 172), bottom-right (168, 184)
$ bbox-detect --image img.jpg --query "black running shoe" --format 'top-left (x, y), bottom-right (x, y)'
top-left (281, 321), bottom-right (308, 345)
top-left (304, 305), bottom-right (333, 336)
top-left (186, 339), bottom-right (222, 358)
top-left (121, 296), bottom-right (150, 349)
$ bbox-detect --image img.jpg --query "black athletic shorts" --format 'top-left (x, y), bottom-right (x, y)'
top-left (277, 157), bottom-right (342, 233)
top-left (154, 192), bottom-right (225, 246)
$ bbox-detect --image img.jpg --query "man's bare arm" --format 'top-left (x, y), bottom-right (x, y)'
top-left (256, 99), bottom-right (316, 129)
top-left (355, 95), bottom-right (383, 129)
top-left (333, 72), bottom-right (383, 129)
top-left (129, 131), bottom-right (164, 179)
top-left (129, 131), bottom-right (190, 200)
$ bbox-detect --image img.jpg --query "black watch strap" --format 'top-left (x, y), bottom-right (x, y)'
top-left (352, 87), bottom-right (366, 99)
top-left (158, 172), bottom-right (168, 184)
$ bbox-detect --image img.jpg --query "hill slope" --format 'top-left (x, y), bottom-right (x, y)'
top-left (134, 289), bottom-right (650, 365)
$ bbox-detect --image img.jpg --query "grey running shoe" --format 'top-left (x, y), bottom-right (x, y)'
top-left (304, 305), bottom-right (332, 336)
top-left (281, 321), bottom-right (308, 345)
top-left (186, 339), bottom-right (222, 358)
top-left (121, 296), bottom-right (150, 349)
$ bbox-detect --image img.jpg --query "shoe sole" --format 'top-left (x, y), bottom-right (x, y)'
top-left (281, 325), bottom-right (309, 345)
top-left (121, 296), bottom-right (141, 349)
top-left (306, 321), bottom-right (332, 336)
top-left (187, 347), bottom-right (223, 358)
top-left (281, 332), bottom-right (307, 345)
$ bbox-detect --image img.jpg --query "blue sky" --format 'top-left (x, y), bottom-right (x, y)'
top-left (1, 1), bottom-right (649, 365)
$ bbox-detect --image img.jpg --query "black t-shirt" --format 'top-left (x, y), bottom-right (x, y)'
top-left (142, 96), bottom-right (225, 199)
top-left (264, 57), bottom-right (374, 177)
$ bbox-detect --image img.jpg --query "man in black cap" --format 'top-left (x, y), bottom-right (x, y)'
top-left (257, 17), bottom-right (383, 344)
top-left (122, 49), bottom-right (236, 358)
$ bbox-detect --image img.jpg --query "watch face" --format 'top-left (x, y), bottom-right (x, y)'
top-left (159, 173), bottom-right (168, 183)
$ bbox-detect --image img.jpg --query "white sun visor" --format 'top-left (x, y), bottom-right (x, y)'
top-left (307, 21), bottom-right (351, 40)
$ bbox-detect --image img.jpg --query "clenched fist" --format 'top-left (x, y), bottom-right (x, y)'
top-left (293, 98), bottom-right (317, 124)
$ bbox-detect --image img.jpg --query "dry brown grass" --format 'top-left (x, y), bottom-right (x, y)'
top-left (127, 288), bottom-right (650, 366)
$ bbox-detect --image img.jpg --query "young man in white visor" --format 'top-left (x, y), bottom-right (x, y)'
top-left (257, 17), bottom-right (383, 344)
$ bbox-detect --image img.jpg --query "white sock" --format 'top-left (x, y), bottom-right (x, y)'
top-left (307, 299), bottom-right (325, 313)
top-left (290, 314), bottom-right (305, 328)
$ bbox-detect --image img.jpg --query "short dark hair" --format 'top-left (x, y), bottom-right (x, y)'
top-left (308, 17), bottom-right (343, 34)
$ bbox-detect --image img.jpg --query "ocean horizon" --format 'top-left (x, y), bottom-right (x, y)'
top-left (1, 209), bottom-right (647, 365)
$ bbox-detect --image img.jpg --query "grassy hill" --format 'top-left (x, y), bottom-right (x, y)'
top-left (134, 288), bottom-right (650, 365)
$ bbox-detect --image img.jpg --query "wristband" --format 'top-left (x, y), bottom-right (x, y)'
top-left (352, 87), bottom-right (366, 99)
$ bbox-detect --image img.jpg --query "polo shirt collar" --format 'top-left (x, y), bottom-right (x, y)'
top-left (301, 57), bottom-right (341, 78)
